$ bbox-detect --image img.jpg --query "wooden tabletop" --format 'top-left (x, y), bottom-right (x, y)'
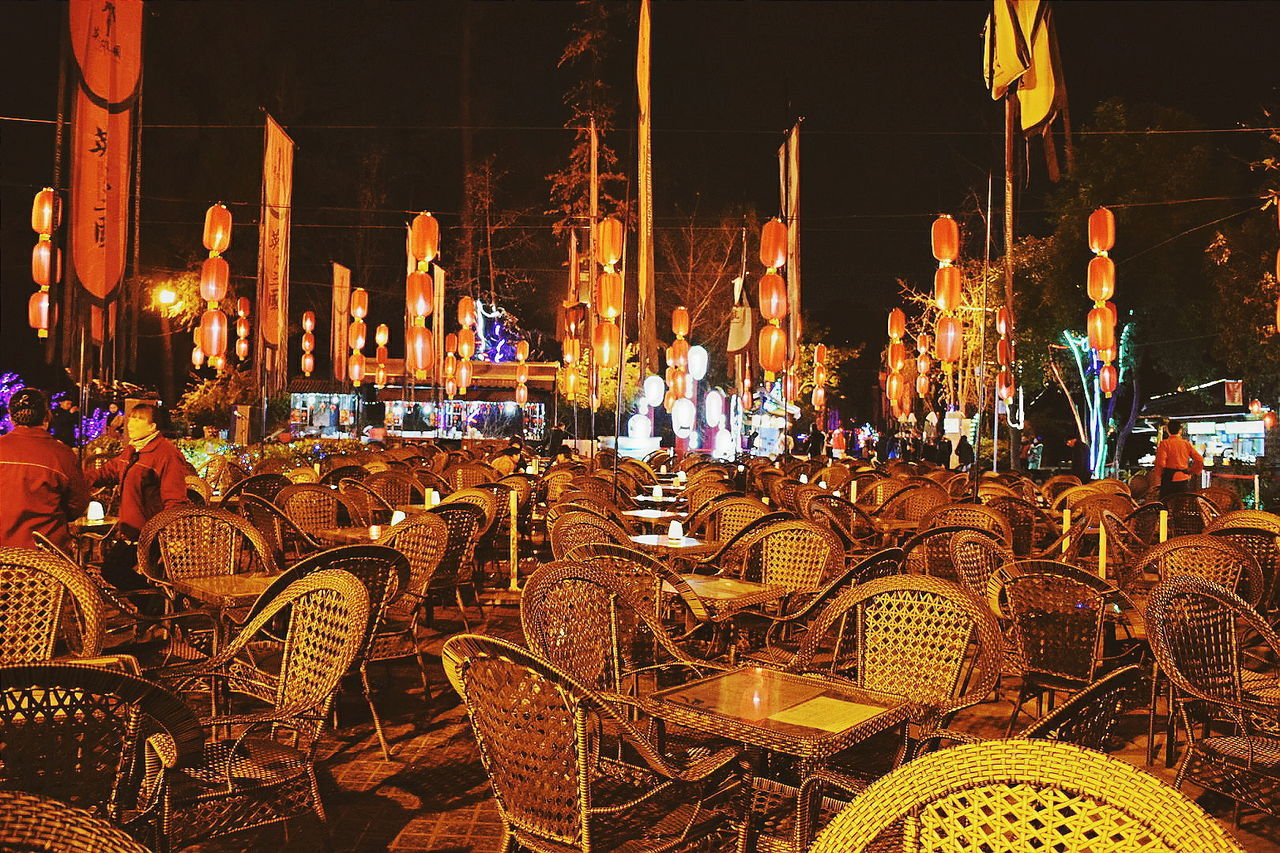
top-left (629, 534), bottom-right (718, 556)
top-left (169, 573), bottom-right (278, 608)
top-left (622, 509), bottom-right (683, 521)
top-left (71, 516), bottom-right (118, 533)
top-left (314, 526), bottom-right (383, 545)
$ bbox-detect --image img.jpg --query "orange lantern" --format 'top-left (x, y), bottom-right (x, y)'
top-left (917, 352), bottom-right (933, 375)
top-left (516, 363), bottom-right (530, 384)
top-left (349, 288), bottom-right (368, 320)
top-left (811, 386), bottom-right (826, 410)
top-left (813, 363), bottom-right (827, 386)
top-left (456, 359), bottom-right (472, 392)
top-left (457, 327), bottom-right (476, 360)
top-left (235, 317), bottom-right (250, 340)
top-left (203, 203), bottom-right (232, 254)
top-left (1087, 255), bottom-right (1115, 302)
top-left (784, 372), bottom-right (799, 403)
top-left (997, 369), bottom-right (1015, 402)
top-left (375, 363), bottom-right (388, 388)
top-left (200, 309), bottom-right (227, 358)
top-left (669, 367), bottom-right (686, 399)
top-left (236, 296), bottom-right (250, 318)
top-left (406, 271), bottom-right (432, 317)
top-left (1097, 346), bottom-right (1116, 363)
top-left (1263, 411), bottom-right (1278, 430)
top-left (932, 266), bottom-right (961, 312)
top-left (1087, 306), bottom-right (1115, 351)
top-left (759, 324), bottom-right (786, 373)
top-left (597, 272), bottom-right (623, 319)
top-left (995, 307), bottom-right (1013, 337)
top-left (563, 302), bottom-right (585, 337)
top-left (670, 337), bottom-right (690, 367)
top-left (931, 214), bottom-right (960, 263)
top-left (759, 219), bottom-right (788, 270)
top-left (758, 273), bottom-right (788, 320)
top-left (563, 368), bottom-right (578, 397)
top-left (997, 338), bottom-right (1012, 366)
top-left (458, 296), bottom-right (477, 329)
top-left (31, 242), bottom-right (56, 288)
top-left (515, 340), bottom-right (529, 362)
top-left (31, 188), bottom-right (59, 234)
top-left (886, 372), bottom-right (905, 403)
top-left (1250, 399), bottom-right (1263, 415)
top-left (375, 323), bottom-right (390, 348)
top-left (28, 291), bottom-right (51, 336)
top-left (935, 316), bottom-right (963, 363)
top-left (1088, 207), bottom-right (1115, 254)
top-left (916, 375), bottom-right (931, 397)
top-left (302, 332), bottom-right (315, 353)
top-left (562, 337), bottom-right (578, 364)
top-left (741, 390), bottom-right (753, 412)
top-left (199, 256), bottom-right (228, 303)
top-left (443, 353), bottom-right (457, 379)
top-left (916, 333), bottom-right (932, 354)
top-left (671, 305), bottom-right (691, 338)
top-left (193, 346), bottom-right (206, 369)
top-left (376, 345), bottom-right (388, 363)
top-left (887, 308), bottom-right (906, 341)
top-left (302, 311), bottom-right (316, 333)
top-left (409, 212), bottom-right (440, 263)
top-left (1098, 364), bottom-right (1118, 395)
top-left (446, 378), bottom-right (458, 398)
top-left (408, 326), bottom-right (433, 374)
top-left (348, 352), bottom-right (366, 384)
top-left (347, 319), bottom-right (366, 351)
top-left (815, 343), bottom-right (828, 363)
top-left (597, 217), bottom-right (624, 268)
top-left (515, 384), bottom-right (529, 406)
top-left (445, 332), bottom-right (458, 354)
top-left (887, 341), bottom-right (906, 372)
top-left (593, 321), bottom-right (620, 367)
top-left (235, 337), bottom-right (250, 360)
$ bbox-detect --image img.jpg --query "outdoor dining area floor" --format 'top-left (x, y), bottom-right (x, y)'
top-left (179, 602), bottom-right (1280, 853)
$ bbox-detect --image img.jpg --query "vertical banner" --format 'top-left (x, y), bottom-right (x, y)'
top-left (68, 0), bottom-right (143, 353)
top-left (782, 123), bottom-right (802, 360)
top-left (257, 115), bottom-right (294, 393)
top-left (635, 0), bottom-right (657, 376)
top-left (332, 263), bottom-right (351, 382)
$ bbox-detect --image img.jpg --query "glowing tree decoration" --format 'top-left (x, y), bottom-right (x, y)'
top-left (995, 307), bottom-right (1015, 404)
top-left (197, 203), bottom-right (233, 369)
top-left (29, 187), bottom-right (60, 338)
top-left (930, 215), bottom-right (963, 387)
top-left (757, 219), bottom-right (789, 375)
top-left (235, 297), bottom-right (251, 361)
top-left (300, 310), bottom-right (316, 377)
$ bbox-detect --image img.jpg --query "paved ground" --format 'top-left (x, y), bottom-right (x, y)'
top-left (185, 598), bottom-right (1280, 853)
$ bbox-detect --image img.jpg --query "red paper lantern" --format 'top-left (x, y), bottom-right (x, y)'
top-left (760, 219), bottom-right (788, 269)
top-left (997, 338), bottom-right (1012, 366)
top-left (375, 363), bottom-right (388, 387)
top-left (813, 363), bottom-right (828, 386)
top-left (302, 311), bottom-right (315, 333)
top-left (593, 321), bottom-right (620, 367)
top-left (562, 337), bottom-right (578, 365)
top-left (1097, 346), bottom-right (1116, 363)
top-left (672, 305), bottom-right (690, 338)
top-left (936, 316), bottom-right (963, 363)
top-left (456, 359), bottom-right (472, 391)
top-left (31, 188), bottom-right (59, 234)
top-left (887, 341), bottom-right (906, 372)
top-left (1087, 306), bottom-right (1115, 351)
top-left (916, 333), bottom-right (931, 354)
top-left (445, 332), bottom-right (458, 355)
top-left (759, 273), bottom-right (788, 320)
top-left (785, 372), bottom-right (798, 403)
top-left (406, 271), bottom-right (433, 317)
top-left (995, 307), bottom-right (1013, 337)
top-left (886, 372), bottom-right (905, 403)
top-left (563, 302), bottom-right (585, 337)
top-left (200, 309), bottom-right (227, 358)
top-left (759, 324), bottom-right (786, 372)
top-left (235, 337), bottom-right (250, 360)
top-left (236, 296), bottom-right (250, 318)
top-left (669, 367), bottom-right (686, 399)
top-left (236, 317), bottom-right (250, 339)
top-left (811, 386), bottom-right (826, 410)
top-left (931, 215), bottom-right (960, 263)
top-left (301, 332), bottom-right (315, 353)
top-left (1250, 399), bottom-right (1263, 415)
top-left (670, 337), bottom-right (690, 367)
top-left (376, 345), bottom-right (388, 363)
top-left (408, 326), bottom-right (434, 373)
top-left (887, 308), bottom-right (906, 341)
top-left (348, 352), bottom-right (366, 384)
top-left (458, 296), bottom-right (476, 329)
top-left (997, 368), bottom-right (1015, 402)
top-left (446, 378), bottom-right (458, 398)
top-left (193, 346), bottom-right (206, 369)
top-left (457, 327), bottom-right (476, 360)
top-left (597, 271), bottom-right (623, 319)
top-left (1098, 364), bottom-right (1118, 394)
top-left (409, 212), bottom-right (439, 264)
top-left (443, 352), bottom-right (457, 379)
top-left (350, 288), bottom-right (368, 320)
top-left (375, 323), bottom-right (390, 348)
top-left (515, 340), bottom-right (529, 362)
top-left (917, 352), bottom-right (933, 375)
top-left (516, 363), bottom-right (530, 384)
top-left (28, 291), bottom-right (50, 336)
top-left (203, 203), bottom-right (232, 253)
top-left (741, 390), bottom-right (753, 412)
top-left (916, 375), bottom-right (931, 397)
top-left (31, 242), bottom-right (55, 288)
top-left (199, 256), bottom-right (228, 304)
top-left (1087, 255), bottom-right (1115, 303)
top-left (348, 319), bottom-right (366, 351)
top-left (1088, 207), bottom-right (1115, 254)
top-left (932, 266), bottom-right (961, 312)
top-left (597, 217), bottom-right (624, 268)
top-left (515, 384), bottom-right (529, 406)
top-left (814, 343), bottom-right (828, 363)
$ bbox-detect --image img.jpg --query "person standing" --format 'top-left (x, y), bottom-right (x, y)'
top-left (49, 397), bottom-right (77, 446)
top-left (546, 420), bottom-right (568, 458)
top-left (955, 435), bottom-right (975, 471)
top-left (104, 402), bottom-right (127, 440)
top-left (1152, 421), bottom-right (1204, 498)
top-left (87, 403), bottom-right (191, 588)
top-left (0, 388), bottom-right (90, 550)
top-left (1067, 437), bottom-right (1093, 482)
top-left (805, 422), bottom-right (827, 458)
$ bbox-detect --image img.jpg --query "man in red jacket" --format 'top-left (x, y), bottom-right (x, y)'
top-left (88, 402), bottom-right (191, 588)
top-left (1152, 421), bottom-right (1204, 498)
top-left (0, 388), bottom-right (90, 550)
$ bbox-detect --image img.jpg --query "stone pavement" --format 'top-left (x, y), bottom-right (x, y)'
top-left (185, 601), bottom-right (1279, 853)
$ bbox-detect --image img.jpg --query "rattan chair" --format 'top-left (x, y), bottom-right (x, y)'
top-left (364, 469), bottom-right (425, 508)
top-left (807, 739), bottom-right (1244, 853)
top-left (0, 791), bottom-right (152, 853)
top-left (336, 477), bottom-right (394, 525)
top-left (1146, 576), bottom-right (1280, 824)
top-left (184, 475), bottom-right (212, 505)
top-left (237, 492), bottom-right (323, 560)
top-left (1164, 491), bottom-right (1222, 536)
top-left (319, 464), bottom-right (368, 486)
top-left (137, 505), bottom-right (280, 597)
top-left (442, 633), bottom-right (738, 852)
top-left (220, 472), bottom-right (291, 505)
top-left (429, 501), bottom-right (489, 628)
top-left (549, 510), bottom-right (633, 560)
top-left (806, 495), bottom-right (879, 552)
top-left (285, 465), bottom-right (320, 484)
top-left (919, 503), bottom-right (1012, 543)
top-left (1133, 534), bottom-right (1265, 608)
top-left (1207, 523), bottom-right (1280, 619)
top-left (0, 663), bottom-right (203, 843)
top-left (565, 541), bottom-right (712, 630)
top-left (1040, 473), bottom-right (1082, 505)
top-left (0, 546), bottom-right (104, 663)
top-left (686, 494), bottom-right (771, 542)
top-left (715, 519), bottom-right (845, 596)
top-left (1198, 485), bottom-right (1245, 514)
top-left (899, 525), bottom-right (1003, 579)
top-left (276, 483), bottom-right (362, 537)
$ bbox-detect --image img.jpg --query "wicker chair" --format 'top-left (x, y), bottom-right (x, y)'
top-left (429, 501), bottom-right (489, 628)
top-left (137, 506), bottom-right (279, 599)
top-left (319, 464), bottom-right (367, 486)
top-left (1198, 485), bottom-right (1245, 514)
top-left (337, 477), bottom-right (394, 525)
top-left (442, 633), bottom-right (739, 853)
top-left (154, 568), bottom-right (370, 848)
top-left (0, 663), bottom-right (203, 842)
top-left (285, 465), bottom-right (320, 484)
top-left (545, 499), bottom-right (635, 534)
top-left (1164, 491), bottom-right (1222, 536)
top-left (411, 466), bottom-right (454, 497)
top-left (564, 542), bottom-right (712, 630)
top-left (715, 519), bottom-right (845, 596)
top-left (1207, 522), bottom-right (1280, 618)
top-left (686, 494), bottom-right (771, 542)
top-left (807, 739), bottom-right (1244, 853)
top-left (549, 510), bottom-right (632, 560)
top-left (1126, 501), bottom-right (1169, 546)
top-left (364, 470), bottom-right (425, 508)
top-left (919, 503), bottom-right (1012, 543)
top-left (445, 462), bottom-right (500, 491)
top-left (1133, 535), bottom-right (1265, 608)
top-left (806, 495), bottom-right (880, 552)
top-left (853, 478), bottom-right (910, 513)
top-left (947, 529), bottom-right (1015, 605)
top-left (875, 483), bottom-right (949, 526)
top-left (220, 472), bottom-right (291, 505)
top-left (0, 546), bottom-right (105, 663)
top-left (237, 493), bottom-right (323, 560)
top-left (1040, 474), bottom-right (1082, 505)
top-left (899, 525), bottom-right (1003, 579)
top-left (1147, 576), bottom-right (1280, 824)
top-left (276, 483), bottom-right (361, 537)
top-left (184, 475), bottom-right (211, 505)
top-left (0, 791), bottom-right (152, 853)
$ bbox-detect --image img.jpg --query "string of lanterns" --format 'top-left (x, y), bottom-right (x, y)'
top-left (594, 217), bottom-right (624, 371)
top-left (886, 308), bottom-right (909, 418)
top-left (300, 310), bottom-right (316, 376)
top-left (374, 323), bottom-right (389, 388)
top-left (457, 296), bottom-right (475, 394)
top-left (407, 212), bottom-right (438, 381)
top-left (235, 296), bottom-right (251, 361)
top-left (931, 214), bottom-right (963, 379)
top-left (197, 203), bottom-right (233, 371)
top-left (28, 188), bottom-right (60, 338)
top-left (915, 332), bottom-right (933, 401)
top-left (995, 306), bottom-right (1014, 404)
top-left (348, 287), bottom-right (368, 384)
top-left (1086, 207), bottom-right (1119, 396)
top-left (757, 218), bottom-right (789, 375)
top-left (515, 340), bottom-right (530, 405)
top-left (811, 343), bottom-right (828, 412)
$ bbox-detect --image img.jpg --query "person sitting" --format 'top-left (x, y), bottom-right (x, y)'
top-left (0, 388), bottom-right (90, 550)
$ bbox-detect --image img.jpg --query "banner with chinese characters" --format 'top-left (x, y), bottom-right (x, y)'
top-left (257, 115), bottom-right (294, 392)
top-left (68, 0), bottom-right (143, 345)
top-left (332, 263), bottom-right (350, 382)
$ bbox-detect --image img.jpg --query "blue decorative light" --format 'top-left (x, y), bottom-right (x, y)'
top-left (0, 373), bottom-right (24, 434)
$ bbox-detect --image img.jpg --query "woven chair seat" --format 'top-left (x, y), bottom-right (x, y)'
top-left (368, 620), bottom-right (417, 660)
top-left (744, 777), bottom-right (850, 853)
top-left (1195, 734), bottom-right (1280, 768)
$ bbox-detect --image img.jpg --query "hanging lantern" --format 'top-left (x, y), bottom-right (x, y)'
top-left (29, 188), bottom-right (61, 340)
top-left (936, 316), bottom-right (963, 364)
top-left (759, 324), bottom-right (786, 373)
top-left (457, 327), bottom-right (476, 360)
top-left (740, 389), bottom-right (753, 413)
top-left (887, 341), bottom-right (906, 372)
top-left (758, 272), bottom-right (788, 320)
top-left (671, 397), bottom-right (696, 432)
top-left (375, 323), bottom-right (390, 348)
top-left (349, 288), bottom-right (368, 320)
top-left (31, 188), bottom-right (60, 234)
top-left (516, 363), bottom-right (530, 384)
top-left (705, 389), bottom-right (725, 428)
top-left (375, 363), bottom-right (388, 388)
top-left (562, 337), bottom-right (578, 365)
top-left (886, 372), bottom-right (905, 403)
top-left (31, 242), bottom-right (56, 288)
top-left (302, 311), bottom-right (316, 333)
top-left (760, 219), bottom-right (788, 270)
top-left (236, 296), bottom-right (250, 318)
top-left (348, 319), bottom-right (366, 351)
top-left (515, 384), bottom-right (529, 406)
top-left (672, 306), bottom-right (691, 338)
top-left (997, 369), bottom-right (1015, 403)
top-left (443, 352), bottom-right (457, 379)
top-left (1098, 364), bottom-right (1118, 396)
top-left (202, 203), bottom-right (232, 254)
top-left (28, 291), bottom-right (51, 336)
top-left (456, 359), bottom-right (472, 392)
top-left (563, 302), bottom-right (585, 337)
top-left (348, 352), bottom-right (366, 384)
top-left (1250, 399), bottom-right (1263, 415)
top-left (1088, 207), bottom-right (1115, 254)
top-left (916, 375), bottom-right (931, 397)
top-left (445, 332), bottom-right (458, 354)
top-left (234, 317), bottom-right (249, 340)
top-left (199, 309), bottom-right (227, 358)
top-left (1087, 306), bottom-right (1115, 351)
top-left (784, 372), bottom-right (799, 403)
top-left (199, 257), bottom-right (229, 304)
top-left (811, 386), bottom-right (826, 410)
top-left (1087, 255), bottom-right (1115, 302)
top-left (446, 378), bottom-right (458, 398)
top-left (997, 338), bottom-right (1012, 367)
top-left (408, 326), bottom-right (434, 375)
top-left (410, 212), bottom-right (440, 264)
top-left (887, 308), bottom-right (906, 341)
top-left (1096, 346), bottom-right (1116, 364)
top-left (995, 307), bottom-right (1012, 338)
top-left (597, 217), bottom-right (624, 268)
top-left (670, 337), bottom-right (690, 368)
top-left (1264, 411), bottom-right (1278, 430)
top-left (931, 214), bottom-right (960, 263)
top-left (933, 265), bottom-right (962, 312)
top-left (597, 272), bottom-right (623, 319)
top-left (668, 367), bottom-right (686, 400)
top-left (236, 337), bottom-right (250, 360)
top-left (593, 322), bottom-right (620, 367)
top-left (406, 271), bottom-right (432, 317)
top-left (563, 367), bottom-right (578, 398)
top-left (916, 352), bottom-right (933, 375)
top-left (193, 346), bottom-right (206, 368)
top-left (813, 363), bottom-right (827, 386)
top-left (515, 340), bottom-right (530, 362)
top-left (458, 296), bottom-right (477, 329)
top-left (643, 375), bottom-right (665, 407)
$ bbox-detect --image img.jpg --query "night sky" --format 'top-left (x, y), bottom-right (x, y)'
top-left (2, 1), bottom-right (1277, 409)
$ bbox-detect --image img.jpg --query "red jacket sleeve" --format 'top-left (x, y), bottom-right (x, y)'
top-left (87, 447), bottom-right (134, 487)
top-left (157, 444), bottom-right (191, 511)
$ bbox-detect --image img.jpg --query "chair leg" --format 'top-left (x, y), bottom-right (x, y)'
top-left (360, 664), bottom-right (393, 760)
top-left (454, 588), bottom-right (473, 630)
top-left (1007, 685), bottom-right (1031, 736)
top-left (1146, 662), bottom-right (1161, 766)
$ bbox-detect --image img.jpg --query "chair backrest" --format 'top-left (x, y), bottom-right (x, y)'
top-left (285, 466), bottom-right (320, 484)
top-left (1206, 509), bottom-right (1280, 535)
top-left (565, 541), bottom-right (710, 625)
top-left (1040, 474), bottom-right (1082, 504)
top-left (137, 505), bottom-right (279, 583)
top-left (1003, 571), bottom-right (1108, 683)
top-left (807, 494), bottom-right (878, 540)
top-left (276, 483), bottom-right (357, 534)
top-left (1163, 491), bottom-right (1221, 536)
top-left (1021, 664), bottom-right (1144, 752)
top-left (320, 464), bottom-right (368, 486)
top-left (337, 477), bottom-right (392, 525)
top-left (225, 472), bottom-right (291, 503)
top-left (0, 790), bottom-right (152, 853)
top-left (363, 470), bottom-right (425, 508)
top-left (1124, 501), bottom-right (1168, 546)
top-left (0, 663), bottom-right (203, 822)
top-left (879, 483), bottom-right (949, 523)
top-left (1196, 485), bottom-right (1243, 514)
top-left (0, 547), bottom-right (104, 663)
top-left (686, 494), bottom-right (770, 542)
top-left (429, 501), bottom-right (488, 582)
top-left (1206, 526), bottom-right (1280, 613)
top-left (442, 487), bottom-right (501, 537)
top-left (1135, 534), bottom-right (1264, 607)
top-left (791, 575), bottom-right (1001, 719)
top-left (184, 475), bottom-right (211, 504)
top-left (948, 529), bottom-right (1014, 602)
top-left (900, 525), bottom-right (1002, 579)
top-left (548, 510), bottom-right (631, 560)
top-left (810, 739), bottom-right (1243, 853)
top-left (723, 519), bottom-right (844, 593)
top-left (236, 492), bottom-right (319, 558)
top-left (377, 512), bottom-right (450, 621)
top-left (447, 462), bottom-right (499, 491)
top-left (1072, 492), bottom-right (1137, 526)
top-left (921, 503), bottom-right (1012, 544)
top-left (982, 496), bottom-right (1039, 557)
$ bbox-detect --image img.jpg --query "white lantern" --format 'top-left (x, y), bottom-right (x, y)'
top-left (684, 375), bottom-right (696, 400)
top-left (713, 428), bottom-right (734, 459)
top-left (704, 389), bottom-right (725, 429)
top-left (643, 374), bottom-right (665, 407)
top-left (687, 345), bottom-right (708, 380)
top-left (672, 397), bottom-right (696, 432)
top-left (628, 413), bottom-right (653, 439)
